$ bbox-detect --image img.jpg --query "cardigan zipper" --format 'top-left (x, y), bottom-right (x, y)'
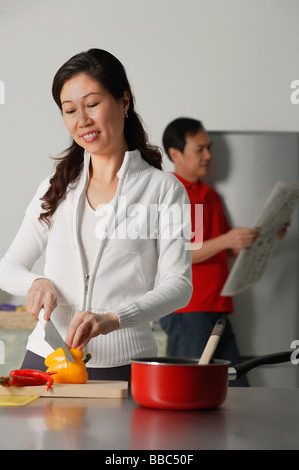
top-left (83, 274), bottom-right (90, 310)
top-left (77, 150), bottom-right (132, 312)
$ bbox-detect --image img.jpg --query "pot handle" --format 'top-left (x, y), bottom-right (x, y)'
top-left (228, 351), bottom-right (292, 381)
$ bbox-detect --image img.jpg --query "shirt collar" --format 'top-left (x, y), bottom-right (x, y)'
top-left (173, 173), bottom-right (200, 189)
top-left (83, 149), bottom-right (150, 180)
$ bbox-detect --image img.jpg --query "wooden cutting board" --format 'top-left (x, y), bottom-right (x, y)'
top-left (0, 380), bottom-right (128, 398)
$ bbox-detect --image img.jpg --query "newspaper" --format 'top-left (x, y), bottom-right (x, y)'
top-left (221, 181), bottom-right (299, 296)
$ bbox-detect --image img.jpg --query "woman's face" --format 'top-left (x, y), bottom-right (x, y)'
top-left (60, 73), bottom-right (130, 157)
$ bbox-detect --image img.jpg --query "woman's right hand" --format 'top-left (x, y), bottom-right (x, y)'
top-left (26, 278), bottom-right (58, 320)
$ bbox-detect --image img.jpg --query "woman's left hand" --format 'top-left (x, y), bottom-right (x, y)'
top-left (65, 311), bottom-right (120, 349)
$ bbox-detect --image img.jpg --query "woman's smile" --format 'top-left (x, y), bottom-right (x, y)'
top-left (81, 130), bottom-right (100, 143)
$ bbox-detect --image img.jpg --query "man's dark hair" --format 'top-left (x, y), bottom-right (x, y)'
top-left (162, 117), bottom-right (205, 161)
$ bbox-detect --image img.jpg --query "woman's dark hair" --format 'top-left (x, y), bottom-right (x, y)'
top-left (163, 117), bottom-right (204, 161)
top-left (39, 48), bottom-right (162, 227)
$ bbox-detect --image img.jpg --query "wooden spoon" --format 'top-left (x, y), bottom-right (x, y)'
top-left (198, 319), bottom-right (226, 365)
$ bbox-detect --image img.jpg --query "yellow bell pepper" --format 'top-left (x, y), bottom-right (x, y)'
top-left (45, 348), bottom-right (91, 384)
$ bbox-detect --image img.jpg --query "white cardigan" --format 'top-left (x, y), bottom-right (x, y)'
top-left (0, 150), bottom-right (192, 367)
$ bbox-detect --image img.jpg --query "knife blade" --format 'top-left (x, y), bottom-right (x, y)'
top-left (38, 308), bottom-right (75, 362)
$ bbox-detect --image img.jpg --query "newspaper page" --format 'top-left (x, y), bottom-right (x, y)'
top-left (221, 181), bottom-right (299, 296)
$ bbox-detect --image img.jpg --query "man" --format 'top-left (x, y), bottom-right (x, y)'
top-left (160, 117), bottom-right (260, 386)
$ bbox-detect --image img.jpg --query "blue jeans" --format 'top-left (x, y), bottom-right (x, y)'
top-left (160, 312), bottom-right (249, 387)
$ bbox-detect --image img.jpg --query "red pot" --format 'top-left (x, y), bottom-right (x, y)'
top-left (131, 352), bottom-right (291, 410)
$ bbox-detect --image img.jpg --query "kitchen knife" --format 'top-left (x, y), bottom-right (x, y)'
top-left (38, 308), bottom-right (75, 362)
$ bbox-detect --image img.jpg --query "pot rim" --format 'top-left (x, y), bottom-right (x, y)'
top-left (131, 356), bottom-right (230, 366)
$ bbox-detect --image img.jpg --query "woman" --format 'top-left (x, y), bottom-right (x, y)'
top-left (0, 49), bottom-right (192, 382)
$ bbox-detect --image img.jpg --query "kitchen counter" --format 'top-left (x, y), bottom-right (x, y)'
top-left (0, 387), bottom-right (298, 450)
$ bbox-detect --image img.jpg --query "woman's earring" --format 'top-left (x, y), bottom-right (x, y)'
top-left (125, 111), bottom-right (128, 118)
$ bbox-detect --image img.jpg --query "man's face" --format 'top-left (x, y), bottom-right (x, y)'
top-left (172, 130), bottom-right (212, 182)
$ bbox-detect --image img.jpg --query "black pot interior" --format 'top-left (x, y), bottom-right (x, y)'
top-left (131, 356), bottom-right (229, 366)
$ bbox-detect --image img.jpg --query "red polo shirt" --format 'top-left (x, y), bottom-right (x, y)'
top-left (174, 174), bottom-right (233, 313)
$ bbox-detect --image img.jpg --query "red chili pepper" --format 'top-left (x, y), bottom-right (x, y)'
top-left (0, 369), bottom-right (57, 391)
top-left (0, 377), bottom-right (10, 386)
